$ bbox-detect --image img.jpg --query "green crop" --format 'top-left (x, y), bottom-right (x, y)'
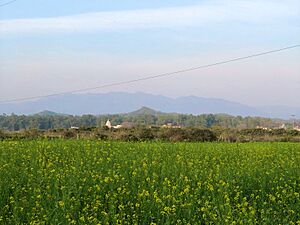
top-left (0, 140), bottom-right (299, 224)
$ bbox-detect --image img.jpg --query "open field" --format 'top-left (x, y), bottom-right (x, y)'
top-left (0, 140), bottom-right (299, 224)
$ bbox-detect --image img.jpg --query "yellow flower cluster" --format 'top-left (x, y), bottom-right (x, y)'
top-left (0, 140), bottom-right (299, 224)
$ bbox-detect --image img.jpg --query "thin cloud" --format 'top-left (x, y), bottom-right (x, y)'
top-left (0, 0), bottom-right (299, 35)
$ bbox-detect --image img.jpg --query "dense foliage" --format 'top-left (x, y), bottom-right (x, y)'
top-left (0, 112), bottom-right (287, 131)
top-left (1, 126), bottom-right (300, 142)
top-left (0, 140), bottom-right (299, 224)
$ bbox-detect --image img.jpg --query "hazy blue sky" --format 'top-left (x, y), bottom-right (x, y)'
top-left (0, 0), bottom-right (299, 106)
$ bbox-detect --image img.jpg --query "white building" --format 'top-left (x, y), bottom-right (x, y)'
top-left (105, 120), bottom-right (112, 129)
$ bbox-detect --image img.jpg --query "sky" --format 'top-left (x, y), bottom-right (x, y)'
top-left (0, 0), bottom-right (300, 107)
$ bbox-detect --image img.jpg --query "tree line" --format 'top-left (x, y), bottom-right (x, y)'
top-left (0, 113), bottom-right (289, 131)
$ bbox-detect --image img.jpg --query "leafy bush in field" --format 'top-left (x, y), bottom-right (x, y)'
top-left (158, 128), bottom-right (186, 141)
top-left (185, 128), bottom-right (217, 142)
top-left (0, 140), bottom-right (299, 224)
top-left (0, 130), bottom-right (6, 139)
top-left (240, 128), bottom-right (300, 137)
top-left (62, 130), bottom-right (77, 138)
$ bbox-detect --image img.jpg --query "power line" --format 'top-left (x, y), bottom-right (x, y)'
top-left (0, 0), bottom-right (17, 7)
top-left (1, 44), bottom-right (299, 104)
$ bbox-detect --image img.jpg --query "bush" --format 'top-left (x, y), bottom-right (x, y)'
top-left (0, 130), bottom-right (6, 139)
top-left (185, 128), bottom-right (217, 142)
top-left (62, 130), bottom-right (77, 138)
top-left (135, 128), bottom-right (155, 141)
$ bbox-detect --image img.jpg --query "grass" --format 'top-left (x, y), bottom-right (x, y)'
top-left (0, 140), bottom-right (299, 224)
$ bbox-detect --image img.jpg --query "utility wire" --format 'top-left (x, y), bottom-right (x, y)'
top-left (0, 0), bottom-right (17, 7)
top-left (1, 44), bottom-right (299, 104)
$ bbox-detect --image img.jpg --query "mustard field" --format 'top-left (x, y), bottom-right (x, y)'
top-left (0, 140), bottom-right (299, 224)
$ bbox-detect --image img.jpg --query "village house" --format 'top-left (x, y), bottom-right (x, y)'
top-left (162, 123), bottom-right (181, 128)
top-left (255, 126), bottom-right (271, 131)
top-left (294, 126), bottom-right (300, 132)
top-left (105, 120), bottom-right (135, 129)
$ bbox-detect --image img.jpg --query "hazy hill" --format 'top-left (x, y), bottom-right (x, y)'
top-left (256, 105), bottom-right (300, 119)
top-left (127, 106), bottom-right (164, 116)
top-left (34, 110), bottom-right (67, 116)
top-left (0, 92), bottom-right (298, 119)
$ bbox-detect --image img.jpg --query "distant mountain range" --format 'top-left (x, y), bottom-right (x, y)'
top-left (0, 92), bottom-right (299, 119)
